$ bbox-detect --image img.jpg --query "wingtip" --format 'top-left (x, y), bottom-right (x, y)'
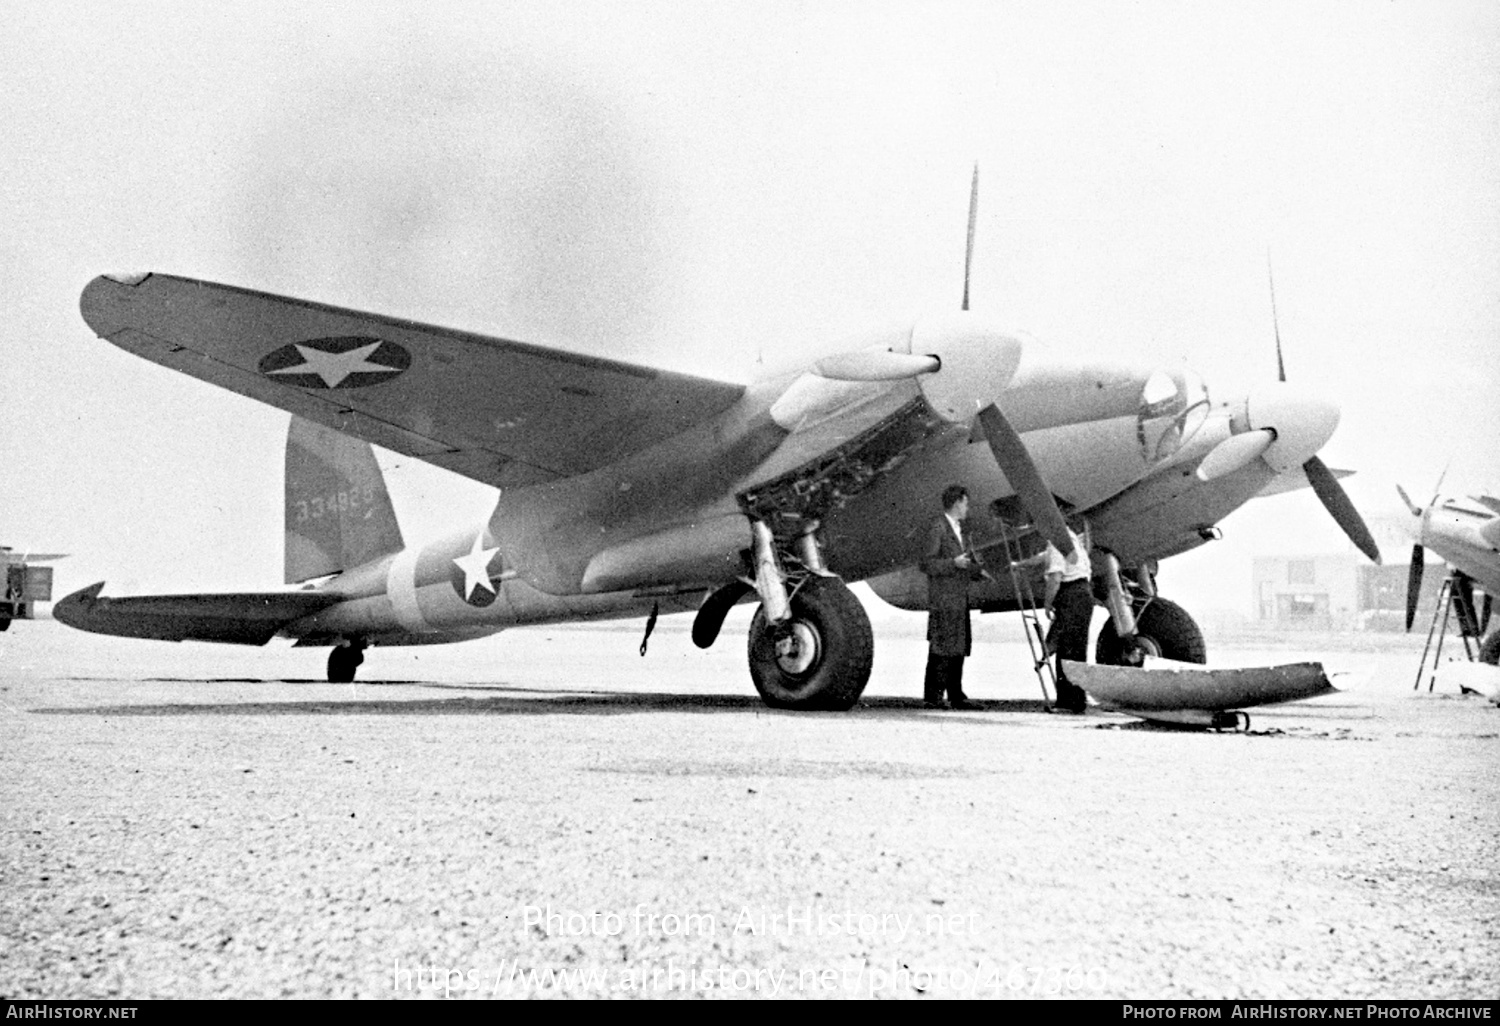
top-left (81, 274), bottom-right (153, 337)
top-left (52, 582), bottom-right (106, 630)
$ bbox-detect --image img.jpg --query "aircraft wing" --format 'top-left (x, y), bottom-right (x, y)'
top-left (80, 273), bottom-right (747, 489)
top-left (53, 582), bottom-right (339, 645)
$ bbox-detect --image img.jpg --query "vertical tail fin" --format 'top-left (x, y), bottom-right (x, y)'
top-left (285, 417), bottom-right (405, 583)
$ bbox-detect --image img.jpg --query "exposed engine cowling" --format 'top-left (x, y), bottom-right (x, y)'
top-left (745, 314), bottom-right (1027, 535)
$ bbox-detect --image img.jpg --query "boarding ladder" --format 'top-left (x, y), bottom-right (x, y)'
top-left (1413, 575), bottom-right (1480, 691)
top-left (995, 519), bottom-right (1057, 707)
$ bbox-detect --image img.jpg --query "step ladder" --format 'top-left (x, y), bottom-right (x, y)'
top-left (1413, 575), bottom-right (1479, 691)
top-left (996, 519), bottom-right (1057, 707)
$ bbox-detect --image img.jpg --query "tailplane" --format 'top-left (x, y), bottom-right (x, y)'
top-left (285, 416), bottom-right (405, 583)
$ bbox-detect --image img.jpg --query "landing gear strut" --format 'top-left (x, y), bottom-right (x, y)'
top-left (1099, 552), bottom-right (1144, 666)
top-left (328, 640), bottom-right (365, 683)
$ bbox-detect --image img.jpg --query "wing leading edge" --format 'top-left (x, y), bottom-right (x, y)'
top-left (80, 273), bottom-right (746, 489)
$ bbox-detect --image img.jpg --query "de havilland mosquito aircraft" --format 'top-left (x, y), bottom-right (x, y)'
top-left (1398, 480), bottom-right (1500, 664)
top-left (56, 185), bottom-right (1382, 710)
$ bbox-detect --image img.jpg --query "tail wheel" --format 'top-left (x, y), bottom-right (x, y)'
top-left (748, 577), bottom-right (873, 711)
top-left (327, 643), bottom-right (364, 683)
top-left (1095, 596), bottom-right (1206, 666)
top-left (1480, 632), bottom-right (1500, 667)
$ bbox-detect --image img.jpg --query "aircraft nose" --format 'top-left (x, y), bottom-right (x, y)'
top-left (1244, 382), bottom-right (1341, 473)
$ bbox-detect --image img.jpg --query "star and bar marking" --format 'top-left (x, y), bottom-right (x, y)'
top-left (451, 532), bottom-right (504, 606)
top-left (258, 336), bottom-right (411, 389)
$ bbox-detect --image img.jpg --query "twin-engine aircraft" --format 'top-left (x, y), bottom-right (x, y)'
top-left (56, 198), bottom-right (1381, 710)
top-left (1398, 481), bottom-right (1500, 664)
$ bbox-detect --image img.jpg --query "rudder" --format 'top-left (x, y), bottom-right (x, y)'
top-left (285, 416), bottom-right (405, 583)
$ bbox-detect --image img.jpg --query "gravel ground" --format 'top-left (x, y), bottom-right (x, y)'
top-left (1, 615), bottom-right (1496, 1000)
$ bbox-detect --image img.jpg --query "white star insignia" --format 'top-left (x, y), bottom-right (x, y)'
top-left (267, 341), bottom-right (393, 388)
top-left (452, 532), bottom-right (501, 600)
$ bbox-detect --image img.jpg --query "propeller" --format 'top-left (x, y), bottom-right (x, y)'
top-left (1269, 254), bottom-right (1287, 384)
top-left (1304, 455), bottom-right (1381, 564)
top-left (1399, 483), bottom-right (1425, 630)
top-left (1196, 428), bottom-right (1274, 482)
top-left (962, 164), bottom-right (979, 313)
top-left (1405, 542), bottom-right (1424, 631)
top-left (1399, 471), bottom-right (1449, 629)
top-left (1266, 255), bottom-right (1380, 564)
top-left (977, 404), bottom-right (1076, 556)
top-left (959, 163), bottom-right (1076, 557)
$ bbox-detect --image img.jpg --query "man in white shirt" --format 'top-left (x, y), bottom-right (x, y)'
top-left (1043, 525), bottom-right (1093, 713)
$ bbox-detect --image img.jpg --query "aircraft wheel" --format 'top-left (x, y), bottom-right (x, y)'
top-left (748, 577), bottom-right (872, 711)
top-left (328, 643), bottom-right (364, 683)
top-left (1095, 596), bottom-right (1206, 666)
top-left (1480, 631), bottom-right (1500, 666)
top-left (0, 617), bottom-right (9, 632)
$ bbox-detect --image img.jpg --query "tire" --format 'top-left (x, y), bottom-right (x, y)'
top-left (327, 644), bottom-right (364, 683)
top-left (1481, 631), bottom-right (1500, 667)
top-left (747, 577), bottom-right (873, 711)
top-left (0, 618), bottom-right (9, 632)
top-left (1095, 596), bottom-right (1206, 666)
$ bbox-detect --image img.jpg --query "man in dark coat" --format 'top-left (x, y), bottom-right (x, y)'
top-left (920, 484), bottom-right (986, 709)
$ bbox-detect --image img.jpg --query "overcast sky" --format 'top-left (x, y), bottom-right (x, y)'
top-left (2, 1), bottom-right (1497, 619)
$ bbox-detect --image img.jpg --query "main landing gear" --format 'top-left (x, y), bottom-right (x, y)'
top-left (748, 576), bottom-right (873, 710)
top-left (327, 639), bottom-right (365, 683)
top-left (694, 519), bottom-right (874, 711)
top-left (1095, 596), bottom-right (1207, 666)
top-left (1093, 555), bottom-right (1207, 667)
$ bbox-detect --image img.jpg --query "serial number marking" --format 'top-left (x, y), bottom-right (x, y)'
top-left (291, 485), bottom-right (378, 522)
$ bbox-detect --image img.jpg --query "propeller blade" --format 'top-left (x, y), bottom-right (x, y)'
top-left (976, 403), bottom-right (1075, 557)
top-left (1406, 544), bottom-right (1424, 631)
top-left (1303, 455), bottom-right (1381, 563)
top-left (1196, 429), bottom-right (1275, 482)
top-left (1267, 252), bottom-right (1286, 383)
top-left (1396, 483), bottom-right (1420, 517)
top-left (962, 163), bottom-right (979, 312)
top-left (815, 350), bottom-right (940, 381)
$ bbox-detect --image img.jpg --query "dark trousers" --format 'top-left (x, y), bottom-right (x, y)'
top-left (1049, 579), bottom-right (1093, 711)
top-left (924, 652), bottom-right (967, 704)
